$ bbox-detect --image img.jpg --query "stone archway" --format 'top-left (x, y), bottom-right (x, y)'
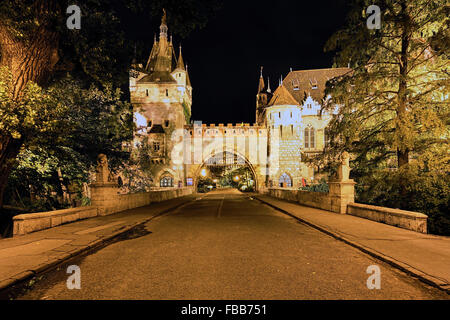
top-left (189, 150), bottom-right (264, 192)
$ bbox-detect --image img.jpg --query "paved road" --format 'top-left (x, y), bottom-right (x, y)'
top-left (18, 189), bottom-right (448, 299)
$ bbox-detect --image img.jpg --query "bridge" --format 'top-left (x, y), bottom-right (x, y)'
top-left (1, 154), bottom-right (449, 299)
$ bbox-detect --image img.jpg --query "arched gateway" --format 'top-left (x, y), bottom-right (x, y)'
top-left (179, 125), bottom-right (268, 192)
top-left (127, 11), bottom-right (350, 191)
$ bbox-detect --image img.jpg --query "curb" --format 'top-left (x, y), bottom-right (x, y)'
top-left (255, 196), bottom-right (450, 295)
top-left (0, 198), bottom-right (193, 299)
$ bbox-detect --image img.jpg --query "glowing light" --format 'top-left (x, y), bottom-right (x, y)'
top-left (200, 168), bottom-right (207, 177)
top-left (233, 175), bottom-right (240, 182)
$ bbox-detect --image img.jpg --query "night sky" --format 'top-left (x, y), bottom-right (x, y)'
top-left (162, 0), bottom-right (350, 124)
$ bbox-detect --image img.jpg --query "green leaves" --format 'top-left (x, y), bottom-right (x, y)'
top-left (316, 0), bottom-right (450, 234)
top-left (3, 71), bottom-right (133, 208)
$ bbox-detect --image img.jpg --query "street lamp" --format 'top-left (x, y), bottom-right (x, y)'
top-left (201, 168), bottom-right (207, 177)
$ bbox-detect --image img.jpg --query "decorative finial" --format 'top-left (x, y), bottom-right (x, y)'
top-left (260, 66), bottom-right (263, 78)
top-left (267, 77), bottom-right (271, 93)
top-left (161, 8), bottom-right (167, 25)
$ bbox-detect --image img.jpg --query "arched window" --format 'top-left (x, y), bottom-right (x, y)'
top-left (279, 173), bottom-right (292, 188)
top-left (160, 175), bottom-right (173, 187)
top-left (304, 127), bottom-right (315, 149)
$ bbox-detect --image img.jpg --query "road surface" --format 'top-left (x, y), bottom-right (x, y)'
top-left (18, 189), bottom-right (448, 299)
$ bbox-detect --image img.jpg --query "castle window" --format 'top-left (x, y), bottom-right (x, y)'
top-left (307, 103), bottom-right (312, 109)
top-left (165, 120), bottom-right (169, 127)
top-left (165, 89), bottom-right (169, 96)
top-left (290, 112), bottom-right (292, 118)
top-left (291, 125), bottom-right (293, 134)
top-left (160, 175), bottom-right (174, 187)
top-left (292, 79), bottom-right (299, 90)
top-left (279, 173), bottom-right (292, 188)
top-left (279, 112), bottom-right (281, 118)
top-left (304, 127), bottom-right (315, 149)
top-left (153, 141), bottom-right (160, 151)
top-left (310, 79), bottom-right (318, 89)
top-left (148, 120), bottom-right (152, 127)
top-left (146, 89), bottom-right (149, 96)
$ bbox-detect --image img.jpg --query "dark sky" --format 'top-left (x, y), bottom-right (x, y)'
top-left (170, 0), bottom-right (350, 124)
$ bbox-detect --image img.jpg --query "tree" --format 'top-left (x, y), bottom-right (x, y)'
top-left (2, 75), bottom-right (132, 209)
top-left (0, 0), bottom-right (221, 207)
top-left (317, 0), bottom-right (449, 234)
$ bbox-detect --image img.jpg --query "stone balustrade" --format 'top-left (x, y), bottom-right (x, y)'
top-left (347, 203), bottom-right (427, 233)
top-left (13, 206), bottom-right (98, 236)
top-left (267, 187), bottom-right (428, 233)
top-left (12, 187), bottom-right (193, 236)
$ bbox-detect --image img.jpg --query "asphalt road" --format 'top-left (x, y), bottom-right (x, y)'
top-left (18, 189), bottom-right (448, 299)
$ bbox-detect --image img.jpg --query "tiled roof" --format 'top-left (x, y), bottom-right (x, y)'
top-left (283, 68), bottom-right (352, 104)
top-left (268, 84), bottom-right (298, 106)
top-left (149, 124), bottom-right (165, 133)
top-left (138, 71), bottom-right (176, 83)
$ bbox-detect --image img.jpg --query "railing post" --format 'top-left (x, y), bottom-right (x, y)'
top-left (89, 154), bottom-right (118, 216)
top-left (328, 151), bottom-right (356, 214)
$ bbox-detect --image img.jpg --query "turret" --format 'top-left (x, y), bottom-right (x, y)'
top-left (256, 67), bottom-right (273, 125)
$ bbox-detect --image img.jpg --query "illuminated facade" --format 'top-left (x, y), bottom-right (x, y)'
top-left (129, 12), bottom-right (351, 190)
top-left (256, 67), bottom-right (351, 188)
top-left (129, 10), bottom-right (192, 188)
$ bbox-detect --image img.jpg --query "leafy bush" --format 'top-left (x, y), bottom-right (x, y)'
top-left (300, 179), bottom-right (329, 193)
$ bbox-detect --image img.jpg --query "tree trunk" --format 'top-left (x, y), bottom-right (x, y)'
top-left (0, 136), bottom-right (23, 207)
top-left (0, 0), bottom-right (60, 207)
top-left (397, 0), bottom-right (410, 169)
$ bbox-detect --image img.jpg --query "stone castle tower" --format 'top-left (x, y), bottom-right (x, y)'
top-left (258, 67), bottom-right (351, 188)
top-left (129, 9), bottom-right (192, 187)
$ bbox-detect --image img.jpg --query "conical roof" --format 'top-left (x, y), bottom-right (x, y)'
top-left (175, 46), bottom-right (185, 71)
top-left (268, 84), bottom-right (298, 106)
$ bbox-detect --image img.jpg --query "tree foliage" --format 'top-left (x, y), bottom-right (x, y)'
top-left (316, 0), bottom-right (449, 234)
top-left (0, 0), bottom-right (221, 207)
top-left (3, 73), bottom-right (132, 209)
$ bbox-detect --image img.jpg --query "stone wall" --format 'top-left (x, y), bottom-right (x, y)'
top-left (268, 188), bottom-right (332, 211)
top-left (347, 203), bottom-right (427, 233)
top-left (266, 188), bottom-right (428, 233)
top-left (100, 187), bottom-right (193, 216)
top-left (12, 187), bottom-right (193, 236)
top-left (13, 206), bottom-right (98, 236)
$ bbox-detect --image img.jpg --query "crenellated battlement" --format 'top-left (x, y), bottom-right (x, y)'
top-left (185, 123), bottom-right (266, 136)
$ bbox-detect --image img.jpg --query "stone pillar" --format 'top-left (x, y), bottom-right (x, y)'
top-left (328, 152), bottom-right (356, 214)
top-left (89, 154), bottom-right (119, 216)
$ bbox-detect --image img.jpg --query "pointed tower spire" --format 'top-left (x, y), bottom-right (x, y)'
top-left (267, 77), bottom-right (271, 93)
top-left (176, 45), bottom-right (185, 70)
top-left (257, 66), bottom-right (265, 93)
top-left (160, 8), bottom-right (168, 39)
top-left (186, 64), bottom-right (191, 87)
